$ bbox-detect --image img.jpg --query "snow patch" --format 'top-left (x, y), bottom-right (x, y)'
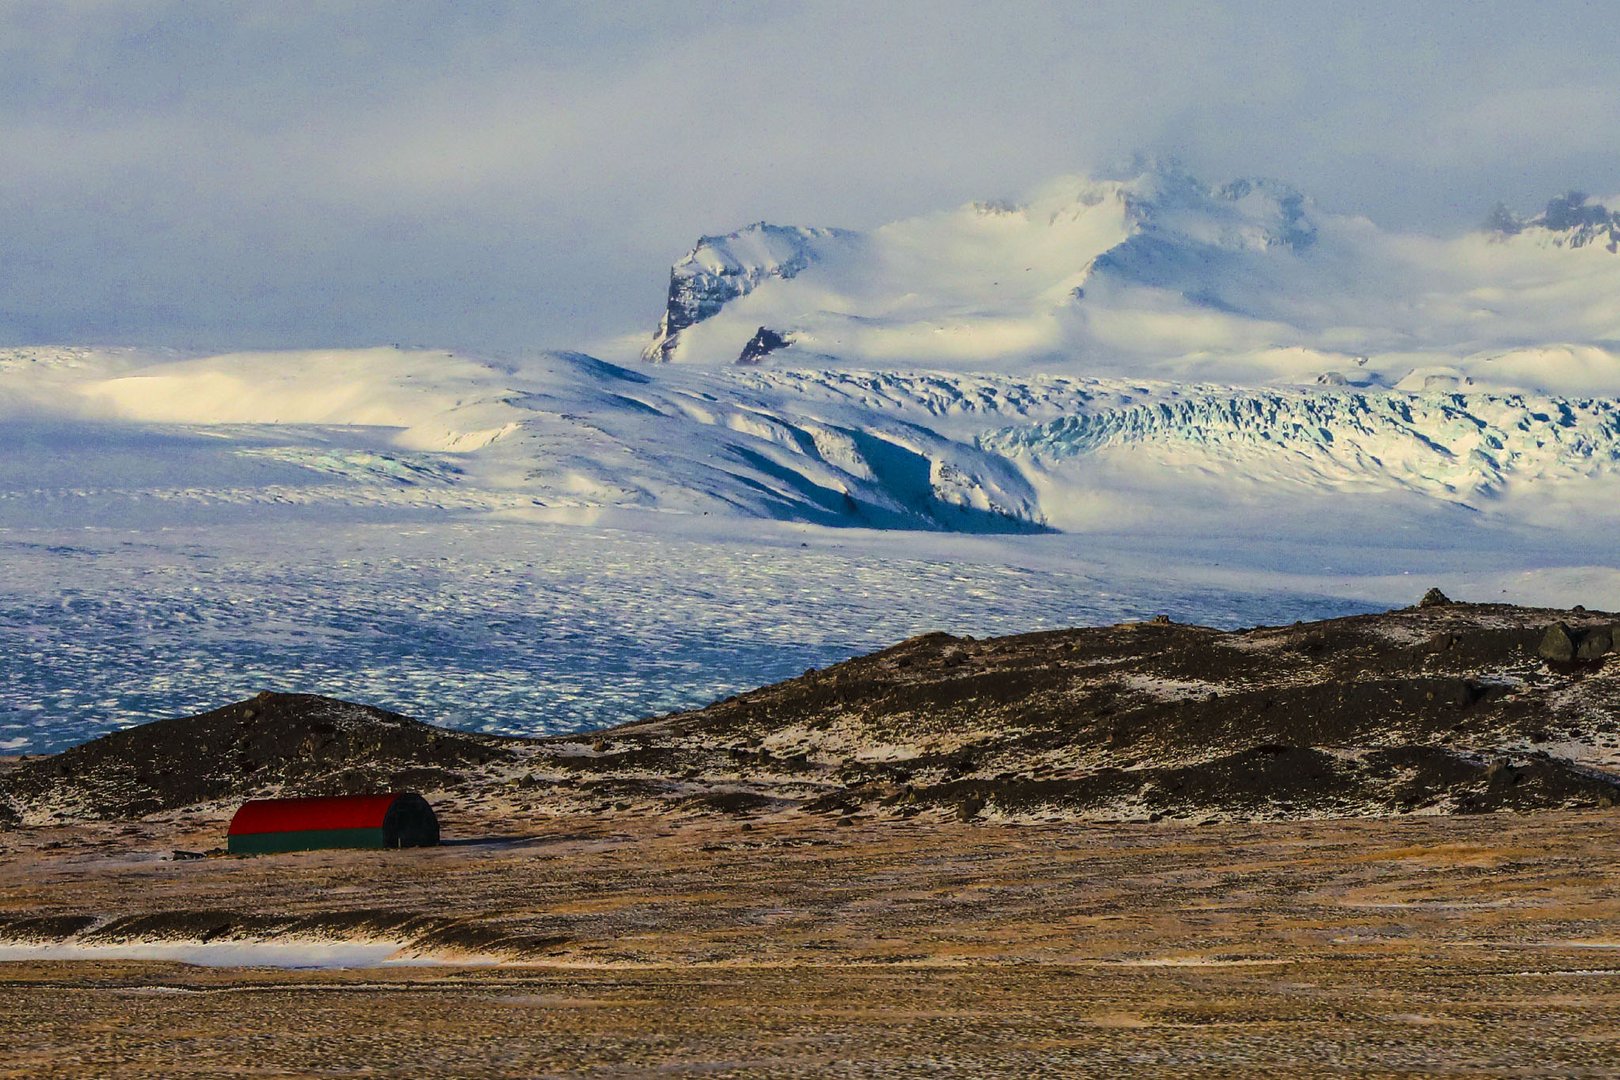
top-left (0, 940), bottom-right (482, 968)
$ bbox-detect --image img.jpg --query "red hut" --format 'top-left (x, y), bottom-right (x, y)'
top-left (227, 793), bottom-right (440, 855)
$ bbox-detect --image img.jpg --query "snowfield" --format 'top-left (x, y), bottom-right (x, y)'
top-left (4, 164), bottom-right (1619, 752)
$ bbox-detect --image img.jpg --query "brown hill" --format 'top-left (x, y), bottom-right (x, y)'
top-left (0, 692), bottom-right (513, 826)
top-left (4, 599), bottom-right (1620, 826)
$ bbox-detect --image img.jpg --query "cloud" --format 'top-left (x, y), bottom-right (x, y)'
top-left (1, 1), bottom-right (1617, 351)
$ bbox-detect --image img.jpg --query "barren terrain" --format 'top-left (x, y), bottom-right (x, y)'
top-left (5, 812), bottom-right (1620, 1075)
top-left (7, 600), bottom-right (1620, 1074)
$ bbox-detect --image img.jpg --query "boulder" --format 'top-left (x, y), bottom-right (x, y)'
top-left (1538, 623), bottom-right (1577, 663)
top-left (1418, 588), bottom-right (1452, 608)
top-left (1576, 626), bottom-right (1616, 661)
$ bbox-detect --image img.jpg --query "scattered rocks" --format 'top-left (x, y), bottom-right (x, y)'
top-left (1538, 622), bottom-right (1616, 663)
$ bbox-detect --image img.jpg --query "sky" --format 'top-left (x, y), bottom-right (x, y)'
top-left (1, 1), bottom-right (1616, 355)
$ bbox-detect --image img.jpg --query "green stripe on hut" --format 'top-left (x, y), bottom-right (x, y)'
top-left (227, 793), bottom-right (439, 854)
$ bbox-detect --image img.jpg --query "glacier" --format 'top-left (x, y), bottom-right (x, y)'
top-left (5, 162), bottom-right (1620, 752)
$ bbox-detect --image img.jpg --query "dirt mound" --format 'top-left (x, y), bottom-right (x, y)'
top-left (0, 692), bottom-right (516, 825)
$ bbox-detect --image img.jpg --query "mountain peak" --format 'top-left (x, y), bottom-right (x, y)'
top-left (1122, 167), bottom-right (1316, 253)
top-left (642, 223), bottom-right (857, 362)
top-left (1016, 160), bottom-right (1315, 250)
top-left (644, 165), bottom-right (1329, 366)
top-left (1485, 190), bottom-right (1620, 252)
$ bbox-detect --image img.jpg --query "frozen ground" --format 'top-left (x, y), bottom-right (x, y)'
top-left (0, 941), bottom-right (417, 968)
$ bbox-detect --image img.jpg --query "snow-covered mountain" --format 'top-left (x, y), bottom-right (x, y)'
top-left (1487, 191), bottom-right (1620, 252)
top-left (9, 167), bottom-right (1620, 753)
top-left (641, 162), bottom-right (1620, 394)
top-left (643, 225), bottom-right (857, 363)
top-left (5, 164), bottom-right (1620, 541)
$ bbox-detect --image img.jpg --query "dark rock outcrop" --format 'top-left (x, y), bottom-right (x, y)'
top-left (1577, 626), bottom-right (1616, 661)
top-left (1487, 191), bottom-right (1620, 253)
top-left (737, 327), bottom-right (791, 365)
top-left (642, 224), bottom-right (852, 361)
top-left (1538, 622), bottom-right (1616, 663)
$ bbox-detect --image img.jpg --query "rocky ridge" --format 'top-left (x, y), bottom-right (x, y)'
top-left (1488, 191), bottom-right (1620, 252)
top-left (0, 692), bottom-right (511, 827)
